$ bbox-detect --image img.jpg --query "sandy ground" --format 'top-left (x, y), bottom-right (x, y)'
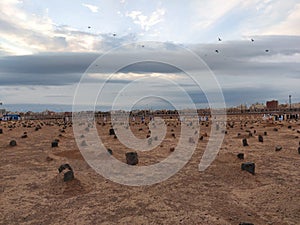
top-left (0, 115), bottom-right (299, 225)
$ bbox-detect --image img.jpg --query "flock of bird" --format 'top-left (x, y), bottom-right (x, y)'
top-left (215, 37), bottom-right (269, 53)
top-left (86, 26), bottom-right (269, 53)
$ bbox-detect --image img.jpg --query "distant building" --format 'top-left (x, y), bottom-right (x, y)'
top-left (249, 103), bottom-right (265, 111)
top-left (0, 109), bottom-right (5, 117)
top-left (266, 100), bottom-right (278, 109)
top-left (0, 102), bottom-right (5, 117)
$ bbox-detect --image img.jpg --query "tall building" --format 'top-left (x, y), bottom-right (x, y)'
top-left (266, 100), bottom-right (278, 109)
top-left (0, 102), bottom-right (5, 117)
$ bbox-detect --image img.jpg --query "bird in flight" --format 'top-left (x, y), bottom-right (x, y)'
top-left (218, 37), bottom-right (222, 41)
top-left (215, 50), bottom-right (219, 53)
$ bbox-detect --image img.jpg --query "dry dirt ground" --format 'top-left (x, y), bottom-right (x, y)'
top-left (0, 115), bottom-right (299, 225)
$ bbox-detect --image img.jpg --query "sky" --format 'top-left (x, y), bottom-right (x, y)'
top-left (0, 0), bottom-right (300, 111)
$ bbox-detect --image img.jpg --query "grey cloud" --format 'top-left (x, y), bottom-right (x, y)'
top-left (0, 35), bottom-right (299, 87)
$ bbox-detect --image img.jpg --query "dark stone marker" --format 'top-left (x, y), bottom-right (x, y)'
top-left (107, 148), bottom-right (113, 155)
top-left (21, 134), bottom-right (28, 138)
top-left (199, 136), bottom-right (204, 141)
top-left (126, 152), bottom-right (138, 165)
top-left (9, 140), bottom-right (17, 146)
top-left (273, 128), bottom-right (278, 132)
top-left (109, 128), bottom-right (115, 135)
top-left (171, 133), bottom-right (176, 138)
top-left (63, 170), bottom-right (74, 182)
top-left (241, 162), bottom-right (255, 175)
top-left (288, 125), bottom-right (292, 129)
top-left (51, 141), bottom-right (58, 148)
top-left (81, 140), bottom-right (87, 146)
top-left (170, 147), bottom-right (175, 152)
top-left (242, 138), bottom-right (249, 146)
top-left (189, 137), bottom-right (195, 143)
top-left (275, 145), bottom-right (282, 151)
top-left (298, 147), bottom-right (300, 154)
top-left (258, 135), bottom-right (263, 143)
top-left (0, 128), bottom-right (3, 134)
top-left (237, 153), bottom-right (244, 160)
top-left (264, 131), bottom-right (267, 136)
top-left (46, 156), bottom-right (53, 162)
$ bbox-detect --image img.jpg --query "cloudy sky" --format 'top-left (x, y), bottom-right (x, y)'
top-left (0, 0), bottom-right (299, 111)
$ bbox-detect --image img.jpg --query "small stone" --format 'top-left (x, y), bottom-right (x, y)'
top-left (63, 170), bottom-right (74, 182)
top-left (0, 128), bottom-right (3, 134)
top-left (126, 152), bottom-right (138, 165)
top-left (189, 137), bottom-right (195, 143)
top-left (107, 148), bottom-right (113, 155)
top-left (237, 153), bottom-right (244, 160)
top-left (51, 141), bottom-right (58, 148)
top-left (258, 135), bottom-right (263, 142)
top-left (147, 137), bottom-right (152, 145)
top-left (264, 131), bottom-right (267, 136)
top-left (242, 138), bottom-right (249, 146)
top-left (170, 147), bottom-right (175, 152)
top-left (241, 162), bottom-right (255, 175)
top-left (9, 140), bottom-right (17, 146)
top-left (21, 134), bottom-right (28, 138)
top-left (273, 128), bottom-right (278, 132)
top-left (46, 156), bottom-right (53, 161)
top-left (275, 145), bottom-right (282, 151)
top-left (109, 128), bottom-right (115, 135)
top-left (81, 140), bottom-right (87, 146)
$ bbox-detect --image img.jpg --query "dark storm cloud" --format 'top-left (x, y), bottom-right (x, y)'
top-left (119, 62), bottom-right (182, 74)
top-left (193, 35), bottom-right (300, 75)
top-left (0, 35), bottom-right (299, 86)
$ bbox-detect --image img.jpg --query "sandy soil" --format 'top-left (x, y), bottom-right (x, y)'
top-left (0, 115), bottom-right (299, 225)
